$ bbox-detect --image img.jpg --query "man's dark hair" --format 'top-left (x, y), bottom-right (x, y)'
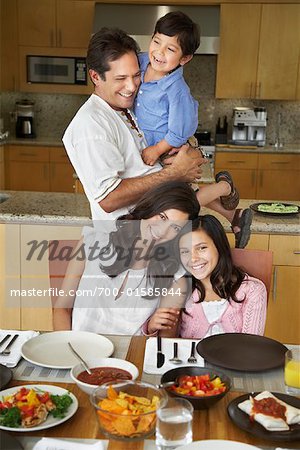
top-left (154, 11), bottom-right (200, 56)
top-left (87, 27), bottom-right (140, 81)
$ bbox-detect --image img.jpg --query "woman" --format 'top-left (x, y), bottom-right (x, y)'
top-left (150, 215), bottom-right (267, 337)
top-left (52, 181), bottom-right (199, 334)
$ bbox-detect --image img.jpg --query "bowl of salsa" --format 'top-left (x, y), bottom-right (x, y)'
top-left (70, 358), bottom-right (139, 395)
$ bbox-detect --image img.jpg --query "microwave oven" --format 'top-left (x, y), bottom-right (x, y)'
top-left (27, 55), bottom-right (87, 85)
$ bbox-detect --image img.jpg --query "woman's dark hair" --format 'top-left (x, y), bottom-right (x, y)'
top-left (180, 215), bottom-right (246, 303)
top-left (154, 11), bottom-right (200, 56)
top-left (87, 27), bottom-right (140, 81)
top-left (101, 181), bottom-right (200, 297)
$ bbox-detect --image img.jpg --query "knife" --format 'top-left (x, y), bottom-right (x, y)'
top-left (157, 336), bottom-right (165, 368)
top-left (0, 334), bottom-right (11, 348)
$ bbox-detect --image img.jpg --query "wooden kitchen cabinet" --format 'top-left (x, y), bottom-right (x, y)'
top-left (0, 224), bottom-right (21, 329)
top-left (214, 152), bottom-right (258, 199)
top-left (216, 3), bottom-right (300, 100)
top-left (265, 235), bottom-right (300, 344)
top-left (5, 145), bottom-right (75, 193)
top-left (18, 0), bottom-right (94, 48)
top-left (257, 154), bottom-right (300, 201)
top-left (0, 0), bottom-right (19, 91)
top-left (215, 151), bottom-right (300, 201)
top-left (0, 147), bottom-right (5, 190)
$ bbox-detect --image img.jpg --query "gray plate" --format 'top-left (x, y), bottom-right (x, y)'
top-left (196, 333), bottom-right (288, 372)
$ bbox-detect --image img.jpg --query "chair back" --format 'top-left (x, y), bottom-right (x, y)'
top-left (49, 240), bottom-right (79, 304)
top-left (230, 248), bottom-right (273, 299)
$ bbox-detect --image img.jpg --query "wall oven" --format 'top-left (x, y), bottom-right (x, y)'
top-left (27, 55), bottom-right (87, 85)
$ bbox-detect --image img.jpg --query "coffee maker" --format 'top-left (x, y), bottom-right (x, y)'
top-left (15, 100), bottom-right (36, 138)
top-left (231, 107), bottom-right (267, 146)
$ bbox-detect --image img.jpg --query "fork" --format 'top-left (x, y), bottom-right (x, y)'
top-left (187, 341), bottom-right (197, 363)
top-left (0, 334), bottom-right (19, 356)
top-left (169, 342), bottom-right (183, 364)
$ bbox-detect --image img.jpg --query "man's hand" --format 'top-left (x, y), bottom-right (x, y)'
top-left (164, 144), bottom-right (207, 182)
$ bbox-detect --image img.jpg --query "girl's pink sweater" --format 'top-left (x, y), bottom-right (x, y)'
top-left (179, 275), bottom-right (267, 339)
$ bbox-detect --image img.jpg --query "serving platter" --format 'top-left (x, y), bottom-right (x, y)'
top-left (250, 202), bottom-right (299, 216)
top-left (21, 331), bottom-right (114, 369)
top-left (0, 385), bottom-right (78, 432)
top-left (196, 333), bottom-right (287, 372)
top-left (180, 440), bottom-right (260, 449)
top-left (228, 392), bottom-right (300, 441)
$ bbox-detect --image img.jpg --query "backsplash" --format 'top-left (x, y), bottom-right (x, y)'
top-left (1, 56), bottom-right (299, 144)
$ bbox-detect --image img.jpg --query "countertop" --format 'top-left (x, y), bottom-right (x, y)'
top-left (0, 190), bottom-right (299, 234)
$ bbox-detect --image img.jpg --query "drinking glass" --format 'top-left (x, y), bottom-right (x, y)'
top-left (155, 397), bottom-right (193, 450)
top-left (284, 348), bottom-right (300, 396)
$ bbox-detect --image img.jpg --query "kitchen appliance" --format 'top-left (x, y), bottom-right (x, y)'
top-left (15, 100), bottom-right (36, 138)
top-left (27, 55), bottom-right (87, 85)
top-left (195, 130), bottom-right (211, 146)
top-left (231, 107), bottom-right (267, 147)
top-left (93, 4), bottom-right (220, 54)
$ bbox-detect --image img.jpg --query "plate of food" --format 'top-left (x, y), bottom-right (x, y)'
top-left (250, 202), bottom-right (299, 216)
top-left (0, 384), bottom-right (78, 432)
top-left (21, 331), bottom-right (114, 369)
top-left (227, 391), bottom-right (300, 441)
top-left (179, 440), bottom-right (260, 449)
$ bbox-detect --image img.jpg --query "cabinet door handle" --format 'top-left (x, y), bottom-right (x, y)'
top-left (249, 82), bottom-right (253, 99)
top-left (20, 152), bottom-right (36, 157)
top-left (272, 266), bottom-right (277, 302)
top-left (256, 82), bottom-right (261, 98)
top-left (51, 164), bottom-right (55, 178)
top-left (227, 160), bottom-right (245, 164)
top-left (271, 161), bottom-right (289, 165)
top-left (43, 163), bottom-right (48, 179)
top-left (293, 251), bottom-right (300, 254)
top-left (58, 29), bottom-right (62, 47)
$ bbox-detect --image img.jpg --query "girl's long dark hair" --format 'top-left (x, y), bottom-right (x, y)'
top-left (100, 181), bottom-right (200, 297)
top-left (180, 215), bottom-right (246, 303)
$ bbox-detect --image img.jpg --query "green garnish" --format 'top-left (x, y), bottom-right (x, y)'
top-left (50, 393), bottom-right (73, 418)
top-left (0, 406), bottom-right (22, 428)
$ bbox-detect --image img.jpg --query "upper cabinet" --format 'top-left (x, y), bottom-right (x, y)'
top-left (18, 0), bottom-right (95, 48)
top-left (0, 0), bottom-right (19, 91)
top-left (216, 3), bottom-right (300, 100)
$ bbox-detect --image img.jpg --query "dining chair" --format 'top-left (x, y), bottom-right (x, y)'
top-left (230, 248), bottom-right (273, 300)
top-left (48, 239), bottom-right (79, 304)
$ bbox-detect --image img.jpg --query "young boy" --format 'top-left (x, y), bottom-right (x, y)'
top-left (134, 11), bottom-right (253, 249)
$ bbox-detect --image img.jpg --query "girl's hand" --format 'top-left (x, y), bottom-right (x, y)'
top-left (147, 308), bottom-right (180, 334)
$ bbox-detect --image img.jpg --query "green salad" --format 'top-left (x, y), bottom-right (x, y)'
top-left (257, 203), bottom-right (299, 214)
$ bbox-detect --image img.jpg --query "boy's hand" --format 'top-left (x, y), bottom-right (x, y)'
top-left (147, 308), bottom-right (180, 334)
top-left (164, 144), bottom-right (207, 182)
top-left (141, 145), bottom-right (161, 166)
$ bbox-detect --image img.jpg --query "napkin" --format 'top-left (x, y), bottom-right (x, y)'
top-left (0, 329), bottom-right (39, 368)
top-left (238, 391), bottom-right (300, 431)
top-left (143, 337), bottom-right (204, 374)
top-left (32, 438), bottom-right (105, 450)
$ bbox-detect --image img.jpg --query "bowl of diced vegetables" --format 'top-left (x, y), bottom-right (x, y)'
top-left (161, 367), bottom-right (231, 410)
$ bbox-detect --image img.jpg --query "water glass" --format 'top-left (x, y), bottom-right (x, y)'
top-left (284, 348), bottom-right (300, 396)
top-left (155, 397), bottom-right (193, 450)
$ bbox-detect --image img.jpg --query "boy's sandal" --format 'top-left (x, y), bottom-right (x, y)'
top-left (231, 208), bottom-right (253, 249)
top-left (215, 171), bottom-right (240, 210)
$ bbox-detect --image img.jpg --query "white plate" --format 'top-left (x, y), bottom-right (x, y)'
top-left (179, 440), bottom-right (260, 450)
top-left (21, 331), bottom-right (114, 369)
top-left (0, 384), bottom-right (78, 432)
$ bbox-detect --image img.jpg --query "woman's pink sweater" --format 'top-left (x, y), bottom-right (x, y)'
top-left (179, 275), bottom-right (267, 339)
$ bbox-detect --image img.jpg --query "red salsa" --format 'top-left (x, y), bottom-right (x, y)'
top-left (77, 367), bottom-right (132, 385)
top-left (251, 397), bottom-right (287, 421)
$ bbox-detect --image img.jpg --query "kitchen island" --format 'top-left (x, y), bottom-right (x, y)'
top-left (0, 191), bottom-right (299, 343)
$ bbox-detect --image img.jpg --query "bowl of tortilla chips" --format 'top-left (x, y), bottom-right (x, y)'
top-left (90, 380), bottom-right (167, 441)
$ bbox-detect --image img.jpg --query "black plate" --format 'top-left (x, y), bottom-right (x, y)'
top-left (196, 333), bottom-right (288, 372)
top-left (0, 430), bottom-right (23, 450)
top-left (228, 392), bottom-right (300, 442)
top-left (0, 364), bottom-right (13, 389)
top-left (250, 202), bottom-right (299, 216)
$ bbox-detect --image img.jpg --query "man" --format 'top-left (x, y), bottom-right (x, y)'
top-left (63, 28), bottom-right (204, 222)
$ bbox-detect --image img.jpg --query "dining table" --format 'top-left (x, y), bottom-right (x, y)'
top-left (6, 335), bottom-right (300, 450)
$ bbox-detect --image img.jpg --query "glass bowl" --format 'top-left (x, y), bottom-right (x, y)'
top-left (90, 380), bottom-right (167, 441)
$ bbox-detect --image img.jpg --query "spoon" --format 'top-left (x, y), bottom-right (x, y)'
top-left (68, 342), bottom-right (92, 375)
top-left (169, 342), bottom-right (183, 364)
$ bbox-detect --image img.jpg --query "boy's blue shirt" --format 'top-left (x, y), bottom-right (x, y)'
top-left (134, 52), bottom-right (198, 148)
